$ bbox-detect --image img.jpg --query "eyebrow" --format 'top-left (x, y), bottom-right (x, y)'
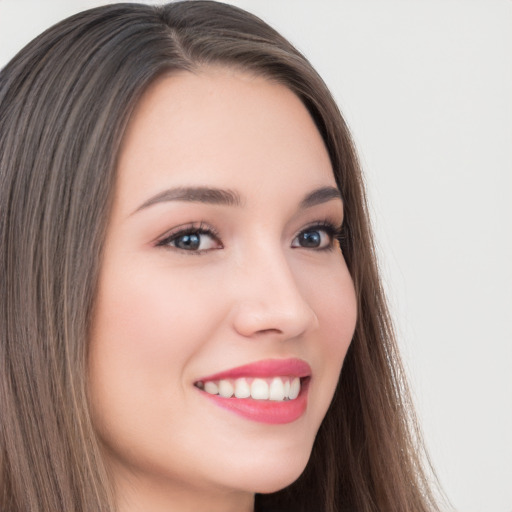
top-left (132, 184), bottom-right (342, 214)
top-left (299, 186), bottom-right (342, 209)
top-left (133, 186), bottom-right (243, 214)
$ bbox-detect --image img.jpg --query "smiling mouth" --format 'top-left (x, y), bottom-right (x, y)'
top-left (192, 358), bottom-right (311, 424)
top-left (194, 376), bottom-right (308, 401)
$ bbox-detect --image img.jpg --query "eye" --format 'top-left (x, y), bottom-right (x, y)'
top-left (291, 222), bottom-right (342, 250)
top-left (156, 224), bottom-right (222, 253)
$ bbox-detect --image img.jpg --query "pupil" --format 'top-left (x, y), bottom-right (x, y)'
top-left (177, 233), bottom-right (200, 250)
top-left (301, 231), bottom-right (320, 247)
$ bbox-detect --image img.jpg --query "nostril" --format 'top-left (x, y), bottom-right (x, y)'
top-left (254, 327), bottom-right (283, 336)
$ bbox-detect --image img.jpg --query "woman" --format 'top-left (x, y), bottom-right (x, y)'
top-left (0, 2), bottom-right (441, 511)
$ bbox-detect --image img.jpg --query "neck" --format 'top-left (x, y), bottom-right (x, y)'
top-left (113, 467), bottom-right (255, 512)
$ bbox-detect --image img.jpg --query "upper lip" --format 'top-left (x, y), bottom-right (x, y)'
top-left (196, 358), bottom-right (312, 382)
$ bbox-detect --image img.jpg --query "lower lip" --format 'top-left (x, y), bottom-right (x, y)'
top-left (199, 380), bottom-right (309, 425)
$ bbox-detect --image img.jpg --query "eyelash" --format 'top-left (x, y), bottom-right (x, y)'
top-left (155, 219), bottom-right (345, 254)
top-left (156, 222), bottom-right (222, 254)
top-left (296, 220), bottom-right (346, 252)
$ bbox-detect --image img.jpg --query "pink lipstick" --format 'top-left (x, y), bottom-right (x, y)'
top-left (194, 358), bottom-right (311, 424)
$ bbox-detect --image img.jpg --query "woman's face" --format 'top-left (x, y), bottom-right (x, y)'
top-left (88, 68), bottom-right (357, 511)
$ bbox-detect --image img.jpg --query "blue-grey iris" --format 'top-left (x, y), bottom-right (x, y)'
top-left (299, 230), bottom-right (321, 248)
top-left (175, 234), bottom-right (201, 250)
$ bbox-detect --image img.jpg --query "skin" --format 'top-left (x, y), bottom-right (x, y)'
top-left (88, 67), bottom-right (357, 512)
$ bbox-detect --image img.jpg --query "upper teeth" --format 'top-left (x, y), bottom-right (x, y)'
top-left (197, 376), bottom-right (301, 401)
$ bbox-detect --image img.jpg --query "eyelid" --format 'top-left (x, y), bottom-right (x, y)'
top-left (299, 219), bottom-right (342, 232)
top-left (291, 219), bottom-right (345, 250)
top-left (155, 222), bottom-right (222, 252)
top-left (153, 217), bottom-right (345, 254)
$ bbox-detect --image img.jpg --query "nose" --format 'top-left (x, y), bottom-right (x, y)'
top-left (230, 249), bottom-right (319, 340)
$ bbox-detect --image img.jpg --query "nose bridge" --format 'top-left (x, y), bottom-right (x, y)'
top-left (231, 241), bottom-right (318, 339)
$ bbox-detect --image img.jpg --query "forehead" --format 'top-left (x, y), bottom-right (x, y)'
top-left (115, 67), bottom-right (335, 214)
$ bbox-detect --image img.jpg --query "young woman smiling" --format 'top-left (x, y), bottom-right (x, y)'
top-left (0, 2), bottom-right (441, 511)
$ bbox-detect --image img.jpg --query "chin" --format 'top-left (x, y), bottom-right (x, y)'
top-left (227, 442), bottom-right (313, 495)
top-left (249, 465), bottom-right (307, 494)
top-left (250, 472), bottom-right (304, 495)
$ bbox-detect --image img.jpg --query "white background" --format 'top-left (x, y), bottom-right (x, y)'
top-left (1, 1), bottom-right (511, 511)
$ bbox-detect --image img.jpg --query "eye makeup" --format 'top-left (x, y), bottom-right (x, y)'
top-left (155, 221), bottom-right (222, 254)
top-left (292, 219), bottom-right (345, 251)
top-left (154, 216), bottom-right (345, 255)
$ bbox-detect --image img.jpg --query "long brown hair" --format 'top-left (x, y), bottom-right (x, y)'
top-left (0, 2), bottom-right (441, 511)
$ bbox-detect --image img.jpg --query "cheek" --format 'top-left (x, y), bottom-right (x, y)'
top-left (90, 275), bottom-right (184, 376)
top-left (321, 276), bottom-right (357, 354)
top-left (325, 265), bottom-right (357, 360)
top-left (301, 260), bottom-right (357, 418)
top-left (301, 253), bottom-right (357, 348)
top-left (87, 263), bottom-right (224, 477)
top-left (90, 258), bottom-right (220, 370)
top-left (87, 263), bottom-right (213, 432)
